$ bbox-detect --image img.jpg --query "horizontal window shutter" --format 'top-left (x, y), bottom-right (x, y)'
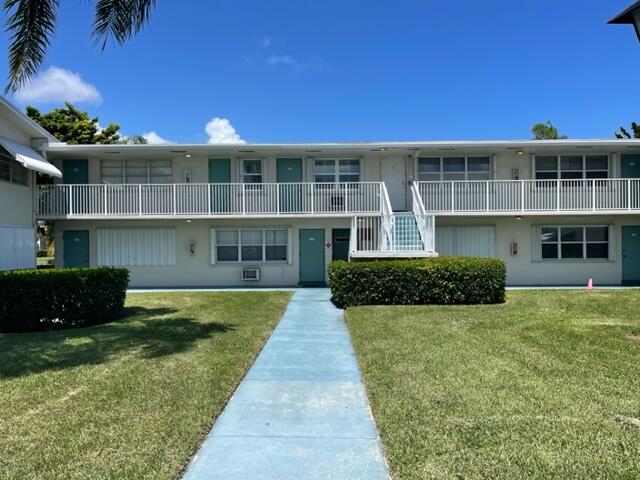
top-left (531, 225), bottom-right (542, 262)
top-left (210, 229), bottom-right (216, 265)
top-left (608, 225), bottom-right (616, 261)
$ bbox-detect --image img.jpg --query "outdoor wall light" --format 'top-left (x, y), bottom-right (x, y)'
top-left (515, 216), bottom-right (523, 221)
top-left (609, 1), bottom-right (640, 43)
top-left (516, 149), bottom-right (524, 156)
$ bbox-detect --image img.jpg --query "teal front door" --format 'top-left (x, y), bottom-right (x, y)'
top-left (63, 159), bottom-right (88, 184)
top-left (63, 230), bottom-right (89, 267)
top-left (299, 229), bottom-right (325, 286)
top-left (277, 158), bottom-right (302, 213)
top-left (621, 155), bottom-right (640, 178)
top-left (209, 158), bottom-right (231, 213)
top-left (622, 226), bottom-right (640, 285)
top-left (332, 228), bottom-right (350, 261)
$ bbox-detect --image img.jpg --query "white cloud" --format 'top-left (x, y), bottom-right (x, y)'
top-left (205, 118), bottom-right (245, 144)
top-left (15, 66), bottom-right (102, 104)
top-left (266, 54), bottom-right (296, 67)
top-left (143, 131), bottom-right (173, 144)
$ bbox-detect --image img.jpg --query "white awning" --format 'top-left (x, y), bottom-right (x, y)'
top-left (0, 136), bottom-right (61, 177)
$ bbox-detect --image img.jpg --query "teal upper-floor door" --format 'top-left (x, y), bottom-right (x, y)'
top-left (209, 158), bottom-right (231, 213)
top-left (621, 155), bottom-right (640, 178)
top-left (63, 230), bottom-right (89, 267)
top-left (63, 159), bottom-right (88, 184)
top-left (277, 158), bottom-right (302, 213)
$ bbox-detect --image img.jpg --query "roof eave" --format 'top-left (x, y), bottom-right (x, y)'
top-left (608, 1), bottom-right (640, 24)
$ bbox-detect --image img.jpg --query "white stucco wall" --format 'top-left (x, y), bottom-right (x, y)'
top-left (436, 215), bottom-right (640, 286)
top-left (54, 217), bottom-right (351, 287)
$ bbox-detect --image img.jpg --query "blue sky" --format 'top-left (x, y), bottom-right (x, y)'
top-left (0, 0), bottom-right (638, 143)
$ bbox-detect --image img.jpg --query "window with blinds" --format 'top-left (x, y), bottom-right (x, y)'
top-left (532, 225), bottom-right (614, 261)
top-left (212, 228), bottom-right (290, 263)
top-left (101, 159), bottom-right (173, 184)
top-left (418, 156), bottom-right (491, 181)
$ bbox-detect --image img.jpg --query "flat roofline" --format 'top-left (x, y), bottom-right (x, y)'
top-left (42, 138), bottom-right (640, 153)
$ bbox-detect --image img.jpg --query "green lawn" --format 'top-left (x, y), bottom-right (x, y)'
top-left (348, 290), bottom-right (640, 479)
top-left (0, 291), bottom-right (291, 480)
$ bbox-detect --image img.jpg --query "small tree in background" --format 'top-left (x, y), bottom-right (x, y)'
top-left (615, 122), bottom-right (640, 139)
top-left (531, 121), bottom-right (568, 140)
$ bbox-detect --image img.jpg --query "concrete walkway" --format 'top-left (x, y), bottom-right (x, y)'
top-left (182, 288), bottom-right (390, 480)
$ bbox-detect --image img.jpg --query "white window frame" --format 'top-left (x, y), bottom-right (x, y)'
top-left (533, 154), bottom-right (609, 180)
top-left (240, 159), bottom-right (264, 184)
top-left (100, 159), bottom-right (173, 184)
top-left (313, 158), bottom-right (361, 184)
top-left (534, 225), bottom-right (613, 262)
top-left (416, 156), bottom-right (491, 181)
top-left (211, 228), bottom-right (291, 264)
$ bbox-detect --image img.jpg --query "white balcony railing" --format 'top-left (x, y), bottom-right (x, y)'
top-left (36, 182), bottom-right (384, 218)
top-left (416, 179), bottom-right (640, 214)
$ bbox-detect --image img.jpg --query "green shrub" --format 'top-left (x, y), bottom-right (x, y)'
top-left (0, 268), bottom-right (129, 332)
top-left (328, 257), bottom-right (506, 307)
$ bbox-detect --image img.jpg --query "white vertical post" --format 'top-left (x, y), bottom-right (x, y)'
top-left (592, 179), bottom-right (596, 211)
top-left (103, 184), bottom-right (107, 215)
top-left (485, 180), bottom-right (489, 211)
top-left (207, 184), bottom-right (211, 215)
top-left (138, 184), bottom-right (142, 216)
top-left (310, 184), bottom-right (314, 214)
top-left (450, 182), bottom-right (455, 212)
top-left (69, 185), bottom-right (73, 216)
top-left (521, 181), bottom-right (525, 212)
top-left (173, 184), bottom-right (177, 215)
top-left (276, 183), bottom-right (280, 215)
top-left (345, 183), bottom-right (348, 214)
top-left (242, 184), bottom-right (246, 215)
top-left (556, 179), bottom-right (560, 211)
top-left (628, 178), bottom-right (632, 211)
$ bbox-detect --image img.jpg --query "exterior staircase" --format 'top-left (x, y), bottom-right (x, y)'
top-left (392, 213), bottom-right (424, 251)
top-left (348, 183), bottom-right (437, 259)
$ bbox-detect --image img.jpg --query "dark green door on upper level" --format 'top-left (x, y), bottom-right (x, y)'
top-left (277, 158), bottom-right (302, 213)
top-left (63, 159), bottom-right (88, 184)
top-left (209, 158), bottom-right (231, 213)
top-left (621, 155), bottom-right (640, 178)
top-left (299, 229), bottom-right (325, 286)
top-left (622, 226), bottom-right (640, 285)
top-left (63, 230), bottom-right (89, 267)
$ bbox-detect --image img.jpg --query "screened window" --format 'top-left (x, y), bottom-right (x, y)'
top-left (241, 160), bottom-right (263, 184)
top-left (540, 226), bottom-right (609, 260)
top-left (313, 159), bottom-right (361, 183)
top-left (534, 155), bottom-right (608, 180)
top-left (215, 229), bottom-right (288, 263)
top-left (417, 156), bottom-right (490, 181)
top-left (0, 145), bottom-right (28, 185)
top-left (101, 159), bottom-right (173, 184)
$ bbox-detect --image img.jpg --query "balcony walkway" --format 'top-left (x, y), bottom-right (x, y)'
top-left (181, 289), bottom-right (389, 480)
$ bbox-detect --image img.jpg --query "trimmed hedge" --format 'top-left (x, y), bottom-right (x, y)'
top-left (328, 257), bottom-right (506, 307)
top-left (0, 268), bottom-right (129, 332)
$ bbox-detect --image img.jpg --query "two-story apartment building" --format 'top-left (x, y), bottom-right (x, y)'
top-left (37, 139), bottom-right (640, 287)
top-left (0, 97), bottom-right (61, 271)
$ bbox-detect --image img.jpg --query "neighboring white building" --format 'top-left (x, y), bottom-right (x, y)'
top-left (36, 138), bottom-right (640, 287)
top-left (0, 97), bottom-right (61, 271)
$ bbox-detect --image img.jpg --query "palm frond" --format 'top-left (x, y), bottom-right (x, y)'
top-left (93, 0), bottom-right (156, 52)
top-left (4, 0), bottom-right (59, 93)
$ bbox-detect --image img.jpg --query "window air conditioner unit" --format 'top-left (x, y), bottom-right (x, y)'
top-left (242, 268), bottom-right (260, 281)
